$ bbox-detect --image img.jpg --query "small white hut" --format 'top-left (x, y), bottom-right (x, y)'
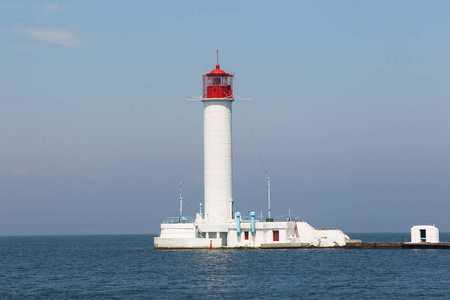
top-left (411, 225), bottom-right (439, 243)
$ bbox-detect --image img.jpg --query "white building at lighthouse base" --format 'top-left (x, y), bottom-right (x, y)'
top-left (154, 214), bottom-right (351, 249)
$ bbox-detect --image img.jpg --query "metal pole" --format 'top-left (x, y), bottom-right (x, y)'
top-left (179, 182), bottom-right (183, 221)
top-left (267, 175), bottom-right (271, 219)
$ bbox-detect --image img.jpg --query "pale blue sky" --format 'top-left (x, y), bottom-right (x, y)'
top-left (1, 1), bottom-right (449, 235)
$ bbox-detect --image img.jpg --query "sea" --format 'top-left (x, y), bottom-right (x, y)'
top-left (0, 233), bottom-right (449, 299)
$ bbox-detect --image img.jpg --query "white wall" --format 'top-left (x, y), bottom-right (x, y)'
top-left (295, 222), bottom-right (349, 247)
top-left (203, 100), bottom-right (234, 220)
top-left (156, 220), bottom-right (350, 248)
top-left (159, 223), bottom-right (196, 238)
top-left (411, 225), bottom-right (439, 243)
top-left (154, 237), bottom-right (222, 249)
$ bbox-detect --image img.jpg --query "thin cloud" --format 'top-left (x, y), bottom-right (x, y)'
top-left (12, 167), bottom-right (30, 176)
top-left (37, 3), bottom-right (61, 13)
top-left (142, 172), bottom-right (155, 178)
top-left (1, 3), bottom-right (60, 12)
top-left (0, 4), bottom-right (27, 10)
top-left (18, 27), bottom-right (81, 47)
top-left (36, 173), bottom-right (49, 179)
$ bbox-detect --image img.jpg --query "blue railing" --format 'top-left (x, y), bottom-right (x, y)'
top-left (239, 214), bottom-right (304, 222)
top-left (163, 217), bottom-right (195, 224)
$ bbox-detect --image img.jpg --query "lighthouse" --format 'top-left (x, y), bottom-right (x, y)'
top-left (201, 59), bottom-right (234, 220)
top-left (154, 55), bottom-right (353, 249)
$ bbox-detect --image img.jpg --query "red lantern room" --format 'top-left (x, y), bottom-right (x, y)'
top-left (202, 57), bottom-right (234, 99)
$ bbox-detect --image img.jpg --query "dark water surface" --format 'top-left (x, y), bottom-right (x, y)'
top-left (0, 234), bottom-right (449, 299)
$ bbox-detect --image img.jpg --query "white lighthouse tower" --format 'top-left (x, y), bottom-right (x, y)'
top-left (154, 55), bottom-right (352, 249)
top-left (202, 58), bottom-right (234, 220)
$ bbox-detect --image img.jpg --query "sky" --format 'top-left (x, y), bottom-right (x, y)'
top-left (1, 1), bottom-right (449, 235)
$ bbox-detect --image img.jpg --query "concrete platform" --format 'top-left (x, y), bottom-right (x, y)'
top-left (154, 237), bottom-right (450, 250)
top-left (260, 242), bottom-right (310, 249)
top-left (401, 242), bottom-right (450, 249)
top-left (257, 242), bottom-right (450, 249)
top-left (343, 242), bottom-right (450, 249)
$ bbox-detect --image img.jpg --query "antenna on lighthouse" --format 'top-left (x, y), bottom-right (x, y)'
top-left (179, 182), bottom-right (183, 222)
top-left (216, 50), bottom-right (219, 66)
top-left (266, 173), bottom-right (272, 222)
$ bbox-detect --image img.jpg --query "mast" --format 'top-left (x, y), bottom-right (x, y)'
top-left (267, 174), bottom-right (271, 220)
top-left (179, 182), bottom-right (183, 221)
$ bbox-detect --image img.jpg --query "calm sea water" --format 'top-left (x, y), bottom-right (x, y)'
top-left (0, 233), bottom-right (449, 299)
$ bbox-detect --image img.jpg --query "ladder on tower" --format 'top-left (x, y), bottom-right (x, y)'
top-left (195, 225), bottom-right (205, 238)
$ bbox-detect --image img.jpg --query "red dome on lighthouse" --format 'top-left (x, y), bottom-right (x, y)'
top-left (202, 58), bottom-right (234, 99)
